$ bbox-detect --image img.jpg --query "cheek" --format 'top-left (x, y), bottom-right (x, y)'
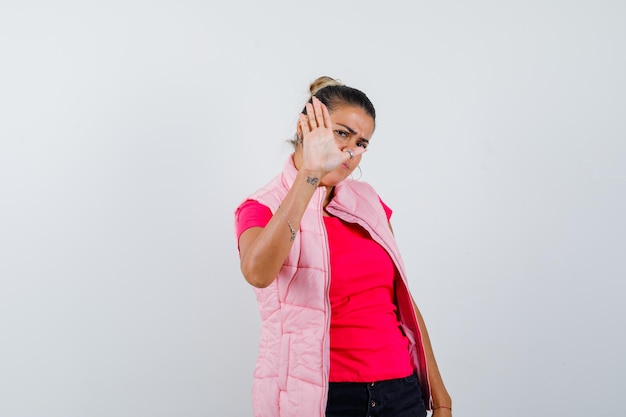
top-left (345, 155), bottom-right (362, 174)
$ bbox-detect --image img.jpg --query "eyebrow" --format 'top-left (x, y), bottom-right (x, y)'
top-left (337, 123), bottom-right (370, 143)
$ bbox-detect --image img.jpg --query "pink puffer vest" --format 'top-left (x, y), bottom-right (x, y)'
top-left (236, 157), bottom-right (431, 417)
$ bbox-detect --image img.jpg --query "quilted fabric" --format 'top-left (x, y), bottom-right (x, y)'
top-left (235, 157), bottom-right (431, 417)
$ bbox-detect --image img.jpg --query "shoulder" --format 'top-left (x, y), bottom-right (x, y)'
top-left (336, 180), bottom-right (392, 221)
top-left (234, 200), bottom-right (272, 240)
top-left (238, 173), bottom-right (287, 213)
top-left (378, 196), bottom-right (393, 221)
top-left (340, 179), bottom-right (379, 199)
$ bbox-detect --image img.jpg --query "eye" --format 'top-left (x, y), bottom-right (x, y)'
top-left (357, 141), bottom-right (368, 149)
top-left (335, 130), bottom-right (348, 138)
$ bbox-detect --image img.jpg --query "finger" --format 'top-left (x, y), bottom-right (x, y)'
top-left (312, 97), bottom-right (325, 128)
top-left (341, 147), bottom-right (367, 162)
top-left (352, 147), bottom-right (366, 157)
top-left (321, 100), bottom-right (332, 129)
top-left (298, 113), bottom-right (310, 135)
top-left (305, 102), bottom-right (317, 128)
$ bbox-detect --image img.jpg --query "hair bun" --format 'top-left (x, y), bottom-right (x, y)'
top-left (309, 76), bottom-right (344, 96)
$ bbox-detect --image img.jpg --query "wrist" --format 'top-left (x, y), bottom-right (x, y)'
top-left (297, 169), bottom-right (323, 186)
top-left (433, 400), bottom-right (452, 412)
top-left (432, 394), bottom-right (452, 410)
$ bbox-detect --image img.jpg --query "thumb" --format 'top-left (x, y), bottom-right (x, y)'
top-left (342, 147), bottom-right (367, 161)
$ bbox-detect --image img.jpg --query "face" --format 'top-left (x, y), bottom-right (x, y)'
top-left (319, 105), bottom-right (375, 186)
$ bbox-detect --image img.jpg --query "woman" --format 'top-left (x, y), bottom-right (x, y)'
top-left (235, 77), bottom-right (452, 417)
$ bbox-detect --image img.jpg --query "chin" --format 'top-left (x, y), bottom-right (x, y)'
top-left (321, 172), bottom-right (351, 187)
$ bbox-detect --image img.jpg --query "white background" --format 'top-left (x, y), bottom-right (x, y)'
top-left (1, 1), bottom-right (624, 416)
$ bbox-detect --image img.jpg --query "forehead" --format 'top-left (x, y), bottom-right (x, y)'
top-left (329, 105), bottom-right (375, 138)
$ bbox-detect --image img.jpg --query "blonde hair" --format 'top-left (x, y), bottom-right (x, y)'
top-left (309, 76), bottom-right (344, 96)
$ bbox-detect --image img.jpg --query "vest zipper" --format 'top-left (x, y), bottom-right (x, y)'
top-left (319, 188), bottom-right (332, 417)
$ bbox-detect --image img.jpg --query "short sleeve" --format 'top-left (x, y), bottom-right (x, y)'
top-left (235, 200), bottom-right (273, 240)
top-left (378, 197), bottom-right (393, 221)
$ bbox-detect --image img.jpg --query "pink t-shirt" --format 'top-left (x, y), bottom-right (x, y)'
top-left (236, 199), bottom-right (413, 382)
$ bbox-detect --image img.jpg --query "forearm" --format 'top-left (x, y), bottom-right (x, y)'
top-left (411, 297), bottom-right (452, 409)
top-left (239, 169), bottom-right (322, 288)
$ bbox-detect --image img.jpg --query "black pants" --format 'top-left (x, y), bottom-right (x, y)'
top-left (325, 374), bottom-right (427, 417)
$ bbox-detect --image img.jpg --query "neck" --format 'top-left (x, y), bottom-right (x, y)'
top-left (323, 186), bottom-right (334, 211)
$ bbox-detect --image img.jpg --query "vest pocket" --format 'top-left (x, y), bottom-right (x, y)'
top-left (278, 333), bottom-right (291, 391)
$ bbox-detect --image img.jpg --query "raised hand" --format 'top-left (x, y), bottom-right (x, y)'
top-left (298, 97), bottom-right (365, 177)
